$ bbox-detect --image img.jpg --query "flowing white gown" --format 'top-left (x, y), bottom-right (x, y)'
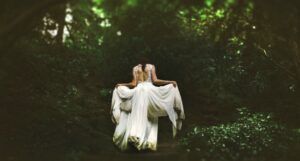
top-left (111, 64), bottom-right (185, 151)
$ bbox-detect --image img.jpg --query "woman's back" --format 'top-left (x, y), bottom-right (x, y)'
top-left (133, 64), bottom-right (153, 83)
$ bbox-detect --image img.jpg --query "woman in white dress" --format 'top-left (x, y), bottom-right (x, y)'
top-left (111, 59), bottom-right (185, 151)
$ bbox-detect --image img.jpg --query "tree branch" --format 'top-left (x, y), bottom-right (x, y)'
top-left (255, 44), bottom-right (298, 81)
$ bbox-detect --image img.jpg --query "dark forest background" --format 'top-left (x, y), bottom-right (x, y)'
top-left (0, 0), bottom-right (299, 161)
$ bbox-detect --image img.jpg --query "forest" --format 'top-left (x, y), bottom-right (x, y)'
top-left (0, 0), bottom-right (299, 161)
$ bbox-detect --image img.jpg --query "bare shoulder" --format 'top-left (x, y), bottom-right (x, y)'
top-left (132, 65), bottom-right (138, 73)
top-left (150, 64), bottom-right (155, 70)
top-left (147, 63), bottom-right (154, 67)
top-left (133, 64), bottom-right (139, 69)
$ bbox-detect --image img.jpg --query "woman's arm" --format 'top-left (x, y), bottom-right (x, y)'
top-left (115, 79), bottom-right (136, 88)
top-left (115, 67), bottom-right (137, 88)
top-left (151, 65), bottom-right (177, 87)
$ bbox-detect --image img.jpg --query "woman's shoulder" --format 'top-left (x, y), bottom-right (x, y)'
top-left (133, 64), bottom-right (140, 71)
top-left (147, 64), bottom-right (155, 69)
top-left (133, 64), bottom-right (154, 70)
top-left (146, 63), bottom-right (154, 67)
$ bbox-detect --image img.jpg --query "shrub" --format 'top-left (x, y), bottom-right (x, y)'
top-left (180, 107), bottom-right (299, 161)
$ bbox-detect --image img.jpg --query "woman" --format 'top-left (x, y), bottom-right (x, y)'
top-left (111, 59), bottom-right (185, 151)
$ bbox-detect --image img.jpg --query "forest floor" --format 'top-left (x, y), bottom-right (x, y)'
top-left (1, 94), bottom-right (224, 161)
top-left (2, 88), bottom-right (298, 161)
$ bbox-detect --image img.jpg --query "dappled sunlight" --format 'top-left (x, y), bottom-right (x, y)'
top-left (0, 0), bottom-right (299, 161)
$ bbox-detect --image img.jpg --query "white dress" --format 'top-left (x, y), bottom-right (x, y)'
top-left (111, 64), bottom-right (185, 151)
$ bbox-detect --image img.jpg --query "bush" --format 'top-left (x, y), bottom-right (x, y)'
top-left (180, 107), bottom-right (300, 161)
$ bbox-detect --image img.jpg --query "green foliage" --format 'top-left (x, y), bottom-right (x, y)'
top-left (180, 107), bottom-right (299, 161)
top-left (0, 0), bottom-right (299, 160)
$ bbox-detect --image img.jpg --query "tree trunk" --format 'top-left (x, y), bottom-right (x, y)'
top-left (55, 4), bottom-right (66, 45)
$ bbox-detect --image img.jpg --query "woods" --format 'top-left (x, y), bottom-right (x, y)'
top-left (0, 0), bottom-right (299, 161)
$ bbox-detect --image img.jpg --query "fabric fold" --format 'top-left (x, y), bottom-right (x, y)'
top-left (111, 82), bottom-right (185, 151)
